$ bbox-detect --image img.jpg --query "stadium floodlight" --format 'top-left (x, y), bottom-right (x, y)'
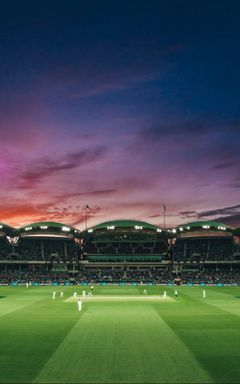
top-left (135, 225), bottom-right (143, 230)
top-left (88, 229), bottom-right (93, 233)
top-left (107, 226), bottom-right (115, 230)
top-left (62, 226), bottom-right (70, 232)
top-left (179, 227), bottom-right (183, 231)
top-left (186, 226), bottom-right (190, 230)
top-left (157, 228), bottom-right (162, 232)
top-left (40, 226), bottom-right (48, 230)
top-left (218, 226), bottom-right (226, 230)
top-left (0, 225), bottom-right (2, 229)
top-left (25, 227), bottom-right (32, 231)
top-left (172, 229), bottom-right (176, 233)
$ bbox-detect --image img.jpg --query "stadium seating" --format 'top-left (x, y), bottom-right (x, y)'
top-left (0, 219), bottom-right (239, 285)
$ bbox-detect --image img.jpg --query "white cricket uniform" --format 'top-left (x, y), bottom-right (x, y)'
top-left (52, 291), bottom-right (56, 299)
top-left (82, 290), bottom-right (86, 296)
top-left (203, 290), bottom-right (206, 298)
top-left (143, 289), bottom-right (147, 295)
top-left (78, 299), bottom-right (82, 311)
top-left (60, 291), bottom-right (64, 297)
top-left (175, 290), bottom-right (178, 297)
top-left (163, 291), bottom-right (167, 298)
top-left (26, 282), bottom-right (29, 289)
top-left (73, 292), bottom-right (77, 298)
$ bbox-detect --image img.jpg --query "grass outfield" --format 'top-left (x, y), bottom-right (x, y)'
top-left (1, 286), bottom-right (240, 383)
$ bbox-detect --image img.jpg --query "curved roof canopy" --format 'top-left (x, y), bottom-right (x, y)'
top-left (87, 219), bottom-right (165, 233)
top-left (17, 221), bottom-right (80, 237)
top-left (173, 220), bottom-right (233, 236)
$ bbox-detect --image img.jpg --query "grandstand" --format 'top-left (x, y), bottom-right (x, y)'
top-left (81, 219), bottom-right (169, 282)
top-left (0, 218), bottom-right (240, 285)
top-left (0, 223), bottom-right (16, 260)
top-left (172, 221), bottom-right (234, 262)
top-left (0, 222), bottom-right (81, 284)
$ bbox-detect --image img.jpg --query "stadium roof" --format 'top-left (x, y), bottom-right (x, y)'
top-left (0, 222), bottom-right (15, 236)
top-left (17, 221), bottom-right (80, 237)
top-left (173, 220), bottom-right (234, 238)
top-left (88, 219), bottom-right (163, 232)
top-left (178, 221), bottom-right (232, 231)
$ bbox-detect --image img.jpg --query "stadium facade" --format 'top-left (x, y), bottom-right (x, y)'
top-left (0, 219), bottom-right (240, 285)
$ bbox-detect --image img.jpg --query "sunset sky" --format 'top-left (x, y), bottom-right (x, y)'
top-left (1, 0), bottom-right (240, 229)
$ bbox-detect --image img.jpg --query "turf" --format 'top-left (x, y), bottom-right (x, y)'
top-left (0, 286), bottom-right (240, 383)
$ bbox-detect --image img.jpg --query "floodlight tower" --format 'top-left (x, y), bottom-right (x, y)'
top-left (163, 203), bottom-right (166, 229)
top-left (84, 205), bottom-right (91, 230)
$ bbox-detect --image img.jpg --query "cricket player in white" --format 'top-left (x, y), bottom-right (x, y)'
top-left (82, 290), bottom-right (86, 296)
top-left (163, 291), bottom-right (167, 298)
top-left (78, 299), bottom-right (82, 311)
top-left (203, 290), bottom-right (206, 298)
top-left (60, 291), bottom-right (64, 298)
top-left (73, 292), bottom-right (77, 298)
top-left (26, 282), bottom-right (29, 289)
top-left (175, 290), bottom-right (178, 297)
top-left (52, 291), bottom-right (56, 299)
top-left (143, 289), bottom-right (147, 295)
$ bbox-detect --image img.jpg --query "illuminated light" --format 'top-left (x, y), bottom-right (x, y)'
top-left (135, 225), bottom-right (143, 230)
top-left (179, 227), bottom-right (183, 231)
top-left (62, 226), bottom-right (70, 232)
top-left (157, 228), bottom-right (162, 232)
top-left (25, 227), bottom-right (32, 231)
top-left (107, 226), bottom-right (115, 230)
top-left (40, 226), bottom-right (48, 229)
top-left (0, 225), bottom-right (2, 229)
top-left (172, 229), bottom-right (176, 233)
top-left (186, 226), bottom-right (190, 230)
top-left (88, 229), bottom-right (93, 233)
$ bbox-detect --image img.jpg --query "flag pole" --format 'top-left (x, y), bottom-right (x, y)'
top-left (84, 205), bottom-right (91, 230)
top-left (163, 204), bottom-right (166, 229)
top-left (85, 207), bottom-right (88, 231)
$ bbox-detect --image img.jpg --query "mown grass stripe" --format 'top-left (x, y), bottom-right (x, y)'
top-left (35, 301), bottom-right (212, 383)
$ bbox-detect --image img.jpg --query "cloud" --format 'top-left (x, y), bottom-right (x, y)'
top-left (213, 214), bottom-right (240, 227)
top-left (55, 189), bottom-right (117, 201)
top-left (132, 116), bottom-right (240, 154)
top-left (0, 199), bottom-right (103, 229)
top-left (137, 118), bottom-right (213, 143)
top-left (229, 183), bottom-right (240, 189)
top-left (212, 160), bottom-right (239, 170)
top-left (148, 214), bottom-right (161, 218)
top-left (197, 204), bottom-right (240, 218)
top-left (179, 210), bottom-right (198, 218)
top-left (20, 146), bottom-right (107, 188)
top-left (178, 205), bottom-right (240, 227)
top-left (39, 40), bottom-right (187, 102)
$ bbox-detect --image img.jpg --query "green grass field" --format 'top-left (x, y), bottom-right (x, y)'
top-left (1, 285), bottom-right (240, 383)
